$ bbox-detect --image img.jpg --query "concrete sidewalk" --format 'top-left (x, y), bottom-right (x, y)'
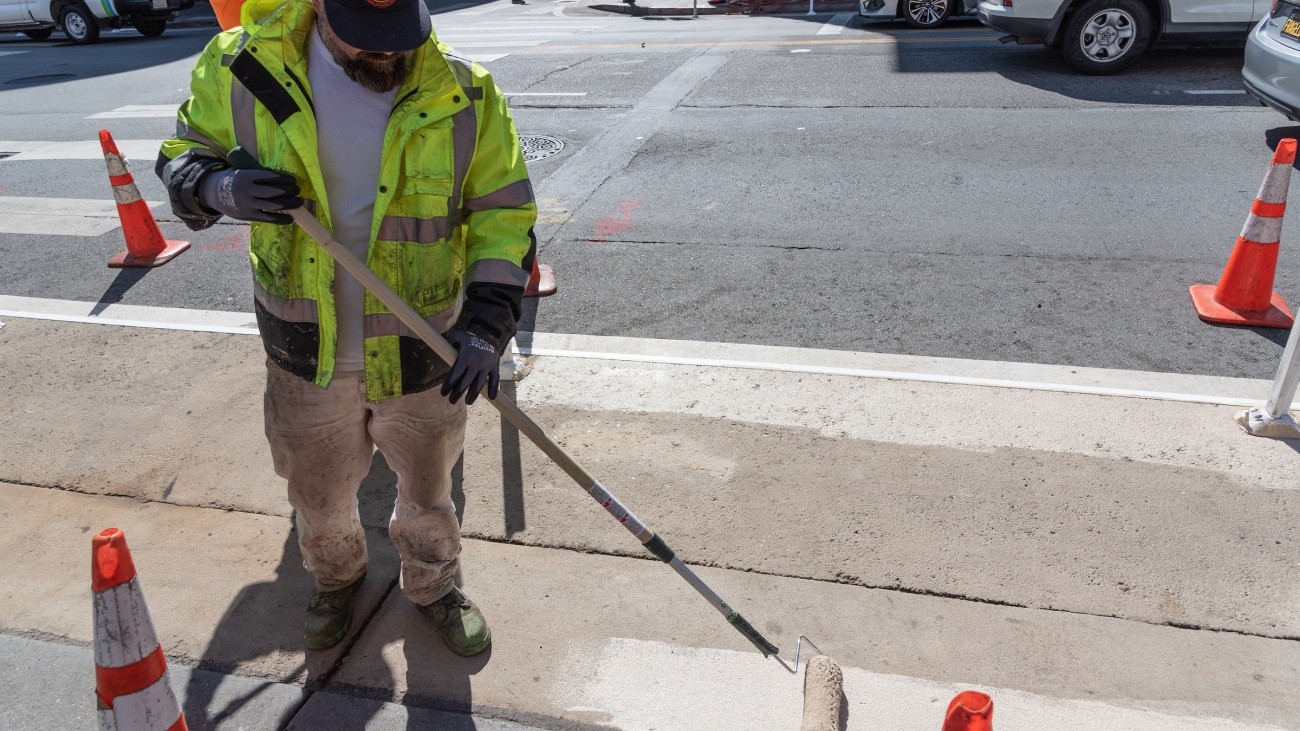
top-left (0, 314), bottom-right (1297, 729)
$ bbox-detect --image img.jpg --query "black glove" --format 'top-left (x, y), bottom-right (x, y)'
top-left (441, 329), bottom-right (501, 405)
top-left (199, 166), bottom-right (302, 224)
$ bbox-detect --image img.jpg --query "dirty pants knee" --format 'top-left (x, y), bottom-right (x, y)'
top-left (264, 363), bottom-right (466, 604)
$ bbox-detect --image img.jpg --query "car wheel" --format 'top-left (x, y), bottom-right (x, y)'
top-left (22, 27), bottom-right (54, 40)
top-left (1059, 0), bottom-right (1151, 75)
top-left (59, 4), bottom-right (101, 45)
top-left (903, 0), bottom-right (953, 27)
top-left (133, 18), bottom-right (166, 36)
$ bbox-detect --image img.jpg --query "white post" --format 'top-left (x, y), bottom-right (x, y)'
top-left (807, 0), bottom-right (815, 14)
top-left (1266, 314), bottom-right (1300, 418)
top-left (693, 0), bottom-right (698, 17)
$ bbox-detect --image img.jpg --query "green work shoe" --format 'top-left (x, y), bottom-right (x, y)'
top-left (417, 587), bottom-right (492, 657)
top-left (304, 572), bottom-right (366, 651)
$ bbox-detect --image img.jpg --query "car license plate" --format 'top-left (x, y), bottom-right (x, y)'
top-left (1283, 13), bottom-right (1300, 40)
top-left (151, 0), bottom-right (167, 9)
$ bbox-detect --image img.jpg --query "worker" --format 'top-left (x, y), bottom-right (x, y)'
top-left (155, 0), bottom-right (537, 657)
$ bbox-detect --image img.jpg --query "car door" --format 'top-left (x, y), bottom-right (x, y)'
top-left (1166, 0), bottom-right (1255, 24)
top-left (0, 0), bottom-right (31, 24)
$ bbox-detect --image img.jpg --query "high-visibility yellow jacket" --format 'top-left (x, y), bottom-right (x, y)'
top-left (157, 0), bottom-right (537, 401)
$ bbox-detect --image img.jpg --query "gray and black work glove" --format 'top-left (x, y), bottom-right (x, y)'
top-left (441, 329), bottom-right (501, 405)
top-left (199, 166), bottom-right (302, 224)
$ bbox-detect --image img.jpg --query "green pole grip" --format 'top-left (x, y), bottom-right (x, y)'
top-left (727, 612), bottom-right (780, 657)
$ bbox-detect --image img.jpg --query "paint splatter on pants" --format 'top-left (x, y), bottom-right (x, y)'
top-left (264, 363), bottom-right (466, 606)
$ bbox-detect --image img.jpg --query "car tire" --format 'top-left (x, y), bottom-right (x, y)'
top-left (1059, 0), bottom-right (1151, 75)
top-left (59, 4), bottom-right (101, 44)
top-left (903, 0), bottom-right (953, 27)
top-left (133, 18), bottom-right (166, 36)
top-left (22, 27), bottom-right (54, 40)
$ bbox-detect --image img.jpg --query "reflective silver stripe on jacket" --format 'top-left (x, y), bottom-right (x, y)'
top-left (464, 178), bottom-right (534, 213)
top-left (465, 258), bottom-right (529, 288)
top-left (376, 215), bottom-right (450, 244)
top-left (448, 104), bottom-right (477, 231)
top-left (174, 120), bottom-right (224, 154)
top-left (364, 301), bottom-right (460, 339)
top-left (231, 80), bottom-right (258, 154)
top-left (254, 278), bottom-right (319, 322)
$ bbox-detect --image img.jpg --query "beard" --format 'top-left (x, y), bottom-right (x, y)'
top-left (317, 17), bottom-right (411, 93)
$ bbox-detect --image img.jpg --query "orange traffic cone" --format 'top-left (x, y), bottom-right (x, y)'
top-left (100, 130), bottom-right (190, 269)
top-left (93, 528), bottom-right (188, 731)
top-left (942, 691), bottom-right (993, 731)
top-left (1190, 140), bottom-right (1296, 328)
top-left (525, 259), bottom-right (557, 298)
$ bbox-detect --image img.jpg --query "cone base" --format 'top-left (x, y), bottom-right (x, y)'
top-left (108, 240), bottom-right (191, 269)
top-left (525, 263), bottom-right (557, 298)
top-left (1189, 284), bottom-right (1294, 328)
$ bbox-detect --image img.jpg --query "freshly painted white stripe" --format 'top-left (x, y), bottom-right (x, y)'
top-left (0, 295), bottom-right (259, 334)
top-left (560, 638), bottom-right (1284, 731)
top-left (467, 52), bottom-right (511, 62)
top-left (87, 104), bottom-right (181, 119)
top-left (456, 1), bottom-right (517, 14)
top-left (93, 578), bottom-right (160, 669)
top-left (108, 674), bottom-right (183, 731)
top-left (0, 196), bottom-right (139, 216)
top-left (524, 3), bottom-right (557, 12)
top-left (0, 296), bottom-right (1269, 405)
top-left (0, 50), bottom-right (29, 57)
top-left (816, 12), bottom-right (852, 34)
top-left (505, 92), bottom-right (587, 96)
top-left (0, 139), bottom-right (163, 162)
top-left (1185, 89), bottom-right (1249, 95)
top-left (440, 30), bottom-right (564, 36)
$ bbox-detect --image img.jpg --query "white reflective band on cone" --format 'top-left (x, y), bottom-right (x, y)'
top-left (112, 185), bottom-right (144, 205)
top-left (1258, 164), bottom-right (1292, 203)
top-left (98, 707), bottom-right (119, 731)
top-left (104, 153), bottom-right (130, 178)
top-left (94, 577), bottom-right (161, 669)
top-left (1241, 215), bottom-right (1283, 244)
top-left (108, 673), bottom-right (183, 731)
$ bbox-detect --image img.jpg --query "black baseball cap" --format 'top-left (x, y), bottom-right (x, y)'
top-left (319, 0), bottom-right (431, 53)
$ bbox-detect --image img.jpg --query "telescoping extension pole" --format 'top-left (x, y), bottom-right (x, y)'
top-left (281, 203), bottom-right (784, 663)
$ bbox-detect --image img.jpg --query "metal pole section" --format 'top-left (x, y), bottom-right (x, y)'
top-left (693, 0), bottom-right (698, 19)
top-left (285, 206), bottom-right (782, 659)
top-left (807, 0), bottom-right (815, 14)
top-left (1266, 314), bottom-right (1300, 418)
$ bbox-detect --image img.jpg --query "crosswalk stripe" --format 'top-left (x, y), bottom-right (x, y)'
top-left (87, 105), bottom-right (181, 119)
top-left (816, 12), bottom-right (853, 34)
top-left (0, 50), bottom-right (30, 57)
top-left (0, 139), bottom-right (161, 162)
top-left (452, 40), bottom-right (549, 47)
top-left (523, 4), bottom-right (557, 12)
top-left (0, 196), bottom-right (161, 237)
top-left (454, 1), bottom-right (518, 14)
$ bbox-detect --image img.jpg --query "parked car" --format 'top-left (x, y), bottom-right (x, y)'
top-left (0, 0), bottom-right (193, 44)
top-left (860, 0), bottom-right (979, 28)
top-left (1244, 2), bottom-right (1300, 120)
top-left (978, 0), bottom-right (1266, 74)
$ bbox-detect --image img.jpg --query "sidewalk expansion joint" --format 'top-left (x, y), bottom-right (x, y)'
top-left (277, 577), bottom-right (400, 731)
top-left (1, 478), bottom-right (285, 519)
top-left (459, 532), bottom-right (1300, 644)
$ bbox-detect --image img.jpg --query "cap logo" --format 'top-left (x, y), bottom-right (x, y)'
top-left (365, 0), bottom-right (397, 8)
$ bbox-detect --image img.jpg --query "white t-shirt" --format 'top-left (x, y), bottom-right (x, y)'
top-left (307, 26), bottom-right (399, 373)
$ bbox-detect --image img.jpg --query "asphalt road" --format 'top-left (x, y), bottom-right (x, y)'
top-left (1, 9), bottom-right (1295, 379)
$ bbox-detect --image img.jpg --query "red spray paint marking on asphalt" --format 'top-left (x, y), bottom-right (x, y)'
top-left (202, 232), bottom-right (248, 251)
top-left (590, 201), bottom-right (640, 243)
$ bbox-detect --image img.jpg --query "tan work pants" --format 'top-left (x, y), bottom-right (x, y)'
top-left (264, 363), bottom-right (466, 606)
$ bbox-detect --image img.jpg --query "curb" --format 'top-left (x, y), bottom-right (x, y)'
top-left (589, 1), bottom-right (857, 14)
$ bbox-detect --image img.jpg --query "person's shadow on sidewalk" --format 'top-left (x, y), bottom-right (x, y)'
top-left (182, 449), bottom-right (483, 729)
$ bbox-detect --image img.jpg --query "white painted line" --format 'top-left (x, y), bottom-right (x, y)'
top-left (0, 296), bottom-right (258, 334)
top-left (504, 92), bottom-right (587, 96)
top-left (467, 52), bottom-right (511, 62)
top-left (439, 30), bottom-right (563, 35)
top-left (790, 48), bottom-right (811, 53)
top-left (0, 296), bottom-right (1269, 406)
top-left (561, 638), bottom-right (1281, 731)
top-left (816, 12), bottom-right (852, 34)
top-left (0, 196), bottom-right (161, 237)
top-left (524, 3), bottom-right (556, 12)
top-left (0, 139), bottom-right (163, 162)
top-left (0, 50), bottom-right (29, 57)
top-left (87, 104), bottom-right (181, 119)
top-left (455, 1), bottom-right (517, 14)
top-left (1184, 89), bottom-right (1249, 95)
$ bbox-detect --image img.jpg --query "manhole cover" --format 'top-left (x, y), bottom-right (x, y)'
top-left (5, 73), bottom-right (76, 86)
top-left (519, 135), bottom-right (564, 163)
